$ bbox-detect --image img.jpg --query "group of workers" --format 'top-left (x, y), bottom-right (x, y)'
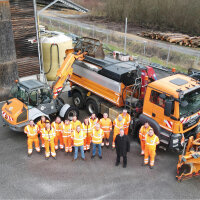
top-left (24, 109), bottom-right (159, 169)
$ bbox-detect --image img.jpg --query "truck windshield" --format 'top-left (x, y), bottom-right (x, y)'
top-left (11, 85), bottom-right (29, 104)
top-left (180, 88), bottom-right (200, 117)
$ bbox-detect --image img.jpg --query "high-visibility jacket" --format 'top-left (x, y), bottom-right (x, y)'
top-left (71, 130), bottom-right (86, 146)
top-left (37, 120), bottom-right (46, 132)
top-left (92, 129), bottom-right (104, 144)
top-left (70, 120), bottom-right (82, 131)
top-left (41, 128), bottom-right (56, 141)
top-left (82, 123), bottom-right (92, 137)
top-left (51, 121), bottom-right (63, 134)
top-left (89, 118), bottom-right (98, 128)
top-left (99, 118), bottom-right (112, 133)
top-left (113, 118), bottom-right (125, 135)
top-left (119, 113), bottom-right (131, 129)
top-left (63, 124), bottom-right (72, 138)
top-left (24, 125), bottom-right (39, 138)
top-left (145, 134), bottom-right (159, 151)
top-left (139, 125), bottom-right (152, 141)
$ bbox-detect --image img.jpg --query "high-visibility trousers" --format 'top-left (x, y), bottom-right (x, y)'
top-left (27, 137), bottom-right (40, 154)
top-left (104, 131), bottom-right (110, 139)
top-left (140, 140), bottom-right (145, 154)
top-left (54, 132), bottom-right (64, 150)
top-left (40, 133), bottom-right (45, 148)
top-left (144, 148), bottom-right (156, 166)
top-left (84, 136), bottom-right (91, 150)
top-left (44, 140), bottom-right (56, 157)
top-left (63, 137), bottom-right (72, 152)
top-left (124, 127), bottom-right (129, 135)
top-left (112, 132), bottom-right (119, 148)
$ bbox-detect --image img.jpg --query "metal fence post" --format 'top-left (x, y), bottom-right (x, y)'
top-left (144, 41), bottom-right (147, 56)
top-left (166, 46), bottom-right (171, 67)
top-left (124, 17), bottom-right (127, 55)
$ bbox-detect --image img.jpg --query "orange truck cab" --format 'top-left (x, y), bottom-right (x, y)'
top-left (139, 74), bottom-right (200, 150)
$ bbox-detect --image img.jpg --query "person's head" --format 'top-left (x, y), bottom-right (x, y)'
top-left (118, 115), bottom-right (123, 122)
top-left (65, 119), bottom-right (70, 125)
top-left (95, 123), bottom-right (100, 131)
top-left (76, 125), bottom-right (81, 132)
top-left (103, 113), bottom-right (108, 119)
top-left (46, 120), bottom-right (51, 129)
top-left (55, 116), bottom-right (61, 124)
top-left (144, 122), bottom-right (149, 129)
top-left (72, 115), bottom-right (77, 122)
top-left (29, 120), bottom-right (34, 126)
top-left (91, 113), bottom-right (96, 119)
top-left (120, 128), bottom-right (124, 137)
top-left (148, 129), bottom-right (154, 137)
top-left (84, 118), bottom-right (89, 125)
top-left (122, 109), bottom-right (127, 116)
top-left (41, 116), bottom-right (46, 123)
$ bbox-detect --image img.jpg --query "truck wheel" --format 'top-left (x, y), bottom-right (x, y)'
top-left (86, 99), bottom-right (99, 115)
top-left (72, 92), bottom-right (84, 109)
top-left (64, 106), bottom-right (79, 121)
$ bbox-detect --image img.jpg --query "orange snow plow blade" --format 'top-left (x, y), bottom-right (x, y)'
top-left (176, 135), bottom-right (200, 182)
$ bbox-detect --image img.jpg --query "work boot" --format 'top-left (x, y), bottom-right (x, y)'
top-left (115, 162), bottom-right (120, 166)
top-left (149, 165), bottom-right (154, 169)
top-left (87, 149), bottom-right (90, 152)
top-left (72, 158), bottom-right (77, 162)
top-left (81, 157), bottom-right (86, 161)
top-left (91, 155), bottom-right (95, 159)
top-left (45, 157), bottom-right (49, 160)
top-left (123, 164), bottom-right (127, 168)
top-left (98, 155), bottom-right (102, 159)
top-left (53, 156), bottom-right (56, 160)
top-left (28, 153), bottom-right (32, 157)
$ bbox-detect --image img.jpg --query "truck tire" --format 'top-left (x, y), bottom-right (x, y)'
top-left (86, 99), bottom-right (99, 115)
top-left (64, 106), bottom-right (79, 121)
top-left (72, 92), bottom-right (84, 109)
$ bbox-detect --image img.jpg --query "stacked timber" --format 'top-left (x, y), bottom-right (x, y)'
top-left (140, 31), bottom-right (200, 48)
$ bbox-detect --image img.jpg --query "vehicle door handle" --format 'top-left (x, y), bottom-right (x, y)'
top-left (152, 113), bottom-right (156, 117)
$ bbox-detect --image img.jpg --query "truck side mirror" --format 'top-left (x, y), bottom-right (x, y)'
top-left (164, 100), bottom-right (173, 117)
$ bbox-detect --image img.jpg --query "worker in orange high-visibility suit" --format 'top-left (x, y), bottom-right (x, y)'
top-left (143, 129), bottom-right (159, 169)
top-left (63, 119), bottom-right (73, 153)
top-left (41, 120), bottom-right (56, 160)
top-left (51, 116), bottom-right (64, 150)
top-left (112, 115), bottom-right (125, 148)
top-left (37, 116), bottom-right (46, 148)
top-left (70, 115), bottom-right (82, 131)
top-left (89, 113), bottom-right (98, 129)
top-left (139, 122), bottom-right (152, 155)
top-left (82, 118), bottom-right (92, 151)
top-left (71, 125), bottom-right (86, 161)
top-left (99, 113), bottom-right (112, 147)
top-left (119, 109), bottom-right (131, 135)
top-left (91, 123), bottom-right (104, 159)
top-left (24, 120), bottom-right (40, 156)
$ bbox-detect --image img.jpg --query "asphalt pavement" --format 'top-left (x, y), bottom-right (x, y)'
top-left (0, 95), bottom-right (200, 199)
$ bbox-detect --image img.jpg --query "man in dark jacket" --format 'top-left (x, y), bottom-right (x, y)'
top-left (115, 128), bottom-right (130, 168)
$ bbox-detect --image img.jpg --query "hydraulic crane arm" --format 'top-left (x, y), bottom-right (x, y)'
top-left (52, 49), bottom-right (85, 99)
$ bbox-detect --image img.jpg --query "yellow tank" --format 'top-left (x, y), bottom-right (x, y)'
top-left (41, 33), bottom-right (73, 80)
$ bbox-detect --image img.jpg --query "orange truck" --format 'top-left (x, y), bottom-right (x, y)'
top-left (68, 38), bottom-right (200, 151)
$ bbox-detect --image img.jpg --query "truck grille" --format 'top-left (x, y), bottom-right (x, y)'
top-left (183, 116), bottom-right (200, 131)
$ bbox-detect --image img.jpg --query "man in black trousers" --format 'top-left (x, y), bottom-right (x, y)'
top-left (115, 128), bottom-right (130, 168)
